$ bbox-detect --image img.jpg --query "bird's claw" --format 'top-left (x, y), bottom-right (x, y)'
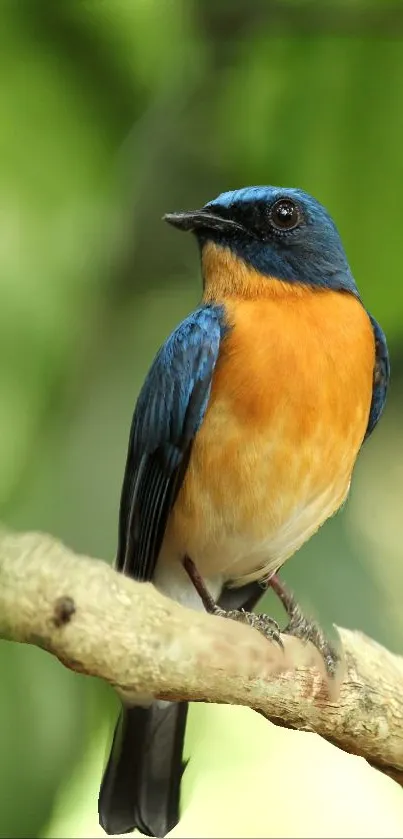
top-left (212, 605), bottom-right (283, 648)
top-left (284, 607), bottom-right (339, 677)
top-left (268, 574), bottom-right (339, 677)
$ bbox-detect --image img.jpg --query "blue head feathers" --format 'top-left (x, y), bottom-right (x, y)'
top-left (164, 185), bottom-right (358, 295)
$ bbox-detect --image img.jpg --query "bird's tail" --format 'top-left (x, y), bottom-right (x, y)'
top-left (98, 702), bottom-right (188, 837)
top-left (98, 580), bottom-right (263, 837)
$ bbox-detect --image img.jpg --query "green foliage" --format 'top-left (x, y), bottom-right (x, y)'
top-left (0, 2), bottom-right (402, 836)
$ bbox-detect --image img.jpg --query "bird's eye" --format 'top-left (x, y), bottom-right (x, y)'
top-left (269, 198), bottom-right (300, 231)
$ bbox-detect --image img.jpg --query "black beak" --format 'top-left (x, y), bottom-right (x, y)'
top-left (163, 208), bottom-right (245, 235)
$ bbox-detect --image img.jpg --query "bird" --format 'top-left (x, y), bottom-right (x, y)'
top-left (98, 185), bottom-right (389, 838)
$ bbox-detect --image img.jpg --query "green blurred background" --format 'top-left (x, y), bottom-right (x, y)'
top-left (1, 1), bottom-right (403, 836)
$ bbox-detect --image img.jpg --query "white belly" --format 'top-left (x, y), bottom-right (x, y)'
top-left (225, 479), bottom-right (351, 587)
top-left (157, 468), bottom-right (351, 601)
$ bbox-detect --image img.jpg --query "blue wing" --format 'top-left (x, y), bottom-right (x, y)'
top-left (116, 304), bottom-right (226, 582)
top-left (364, 314), bottom-right (390, 440)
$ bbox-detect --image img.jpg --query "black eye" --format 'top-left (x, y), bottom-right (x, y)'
top-left (269, 198), bottom-right (300, 231)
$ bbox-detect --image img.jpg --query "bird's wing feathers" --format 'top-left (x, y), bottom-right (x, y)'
top-left (116, 305), bottom-right (225, 582)
top-left (365, 314), bottom-right (390, 440)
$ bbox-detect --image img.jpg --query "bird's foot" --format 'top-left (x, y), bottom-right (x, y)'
top-left (268, 574), bottom-right (339, 677)
top-left (211, 605), bottom-right (283, 646)
top-left (182, 556), bottom-right (282, 646)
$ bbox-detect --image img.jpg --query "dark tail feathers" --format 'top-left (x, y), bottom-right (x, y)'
top-left (99, 702), bottom-right (188, 837)
top-left (98, 579), bottom-right (263, 836)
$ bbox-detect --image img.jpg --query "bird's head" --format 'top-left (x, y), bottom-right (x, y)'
top-left (164, 186), bottom-right (358, 298)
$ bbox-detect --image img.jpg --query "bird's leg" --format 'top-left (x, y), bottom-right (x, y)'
top-left (182, 556), bottom-right (282, 647)
top-left (182, 555), bottom-right (217, 612)
top-left (268, 573), bottom-right (340, 676)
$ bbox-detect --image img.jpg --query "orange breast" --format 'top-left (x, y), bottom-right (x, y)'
top-left (164, 272), bottom-right (375, 587)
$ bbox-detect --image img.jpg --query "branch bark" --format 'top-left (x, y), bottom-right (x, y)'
top-left (1, 529), bottom-right (403, 784)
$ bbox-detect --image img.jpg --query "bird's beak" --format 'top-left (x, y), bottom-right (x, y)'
top-left (163, 208), bottom-right (245, 235)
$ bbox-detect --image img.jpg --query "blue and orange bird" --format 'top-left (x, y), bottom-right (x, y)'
top-left (99, 186), bottom-right (389, 837)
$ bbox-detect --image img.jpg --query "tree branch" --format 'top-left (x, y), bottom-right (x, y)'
top-left (1, 529), bottom-right (402, 784)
